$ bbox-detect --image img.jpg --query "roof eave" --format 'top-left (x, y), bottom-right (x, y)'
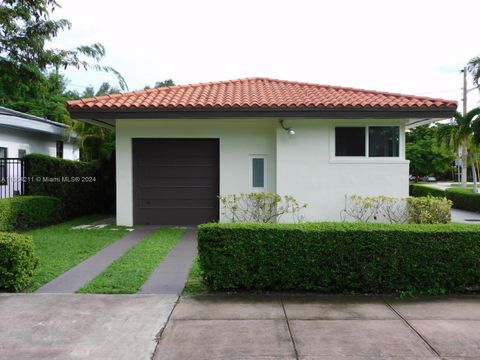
top-left (68, 106), bottom-right (457, 121)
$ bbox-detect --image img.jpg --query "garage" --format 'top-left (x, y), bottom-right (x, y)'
top-left (132, 139), bottom-right (219, 225)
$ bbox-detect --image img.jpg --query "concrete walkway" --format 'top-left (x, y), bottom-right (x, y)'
top-left (451, 208), bottom-right (480, 223)
top-left (36, 226), bottom-right (158, 293)
top-left (153, 294), bottom-right (480, 360)
top-left (140, 227), bottom-right (197, 294)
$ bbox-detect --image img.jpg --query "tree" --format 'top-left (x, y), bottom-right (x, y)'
top-left (143, 79), bottom-right (175, 90)
top-left (0, 0), bottom-right (126, 86)
top-left (406, 125), bottom-right (455, 178)
top-left (0, 0), bottom-right (126, 116)
top-left (468, 56), bottom-right (480, 87)
top-left (438, 109), bottom-right (480, 190)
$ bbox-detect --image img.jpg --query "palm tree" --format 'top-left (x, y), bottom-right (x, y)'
top-left (468, 57), bottom-right (480, 87)
top-left (438, 108), bottom-right (480, 191)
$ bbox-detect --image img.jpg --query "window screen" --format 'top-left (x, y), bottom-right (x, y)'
top-left (335, 127), bottom-right (366, 156)
top-left (252, 158), bottom-right (265, 188)
top-left (18, 149), bottom-right (26, 158)
top-left (368, 126), bottom-right (399, 157)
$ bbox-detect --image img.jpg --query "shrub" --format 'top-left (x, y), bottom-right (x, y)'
top-left (342, 195), bottom-right (451, 224)
top-left (0, 232), bottom-right (38, 290)
top-left (0, 196), bottom-right (60, 231)
top-left (410, 184), bottom-right (445, 198)
top-left (446, 188), bottom-right (480, 212)
top-left (342, 195), bottom-right (408, 224)
top-left (407, 196), bottom-right (452, 224)
top-left (219, 193), bottom-right (307, 223)
top-left (25, 154), bottom-right (107, 218)
top-left (198, 222), bottom-right (480, 294)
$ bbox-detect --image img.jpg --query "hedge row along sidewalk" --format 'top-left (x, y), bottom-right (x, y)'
top-left (198, 222), bottom-right (480, 295)
top-left (410, 184), bottom-right (480, 212)
top-left (78, 228), bottom-right (185, 294)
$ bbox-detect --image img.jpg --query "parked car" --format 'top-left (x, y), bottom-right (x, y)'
top-left (423, 176), bottom-right (437, 182)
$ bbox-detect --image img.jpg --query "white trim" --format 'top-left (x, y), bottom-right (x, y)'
top-left (329, 124), bottom-right (404, 163)
top-left (250, 155), bottom-right (267, 191)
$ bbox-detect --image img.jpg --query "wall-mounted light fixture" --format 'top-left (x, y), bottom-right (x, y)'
top-left (279, 119), bottom-right (295, 135)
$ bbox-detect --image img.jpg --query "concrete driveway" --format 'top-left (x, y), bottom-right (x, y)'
top-left (0, 294), bottom-right (177, 360)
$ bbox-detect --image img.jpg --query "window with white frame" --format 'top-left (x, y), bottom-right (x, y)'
top-left (251, 156), bottom-right (265, 189)
top-left (335, 126), bottom-right (399, 158)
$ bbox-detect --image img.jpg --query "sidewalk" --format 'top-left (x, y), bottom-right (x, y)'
top-left (153, 294), bottom-right (480, 360)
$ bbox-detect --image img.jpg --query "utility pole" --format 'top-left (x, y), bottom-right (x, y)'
top-left (461, 67), bottom-right (478, 192)
top-left (463, 66), bottom-right (467, 116)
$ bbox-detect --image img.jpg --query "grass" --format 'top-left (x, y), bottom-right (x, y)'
top-left (183, 256), bottom-right (208, 295)
top-left (78, 228), bottom-right (185, 294)
top-left (26, 215), bottom-right (130, 292)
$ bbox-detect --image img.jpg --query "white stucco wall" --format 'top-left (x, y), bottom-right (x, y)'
top-left (116, 119), bottom-right (277, 226)
top-left (115, 117), bottom-right (410, 226)
top-left (276, 119), bottom-right (409, 222)
top-left (0, 126), bottom-right (79, 160)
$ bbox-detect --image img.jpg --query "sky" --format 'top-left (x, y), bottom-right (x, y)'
top-left (51, 0), bottom-right (480, 110)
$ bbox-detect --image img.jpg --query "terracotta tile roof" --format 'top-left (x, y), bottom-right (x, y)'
top-left (67, 77), bottom-right (457, 111)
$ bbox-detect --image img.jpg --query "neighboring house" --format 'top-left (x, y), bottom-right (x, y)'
top-left (0, 107), bottom-right (79, 197)
top-left (67, 78), bottom-right (457, 226)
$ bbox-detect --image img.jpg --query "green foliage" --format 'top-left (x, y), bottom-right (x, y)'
top-left (445, 187), bottom-right (480, 212)
top-left (0, 232), bottom-right (39, 291)
top-left (0, 0), bottom-right (126, 89)
top-left (78, 228), bottom-right (185, 294)
top-left (183, 256), bottom-right (208, 295)
top-left (406, 125), bottom-right (455, 177)
top-left (25, 154), bottom-right (107, 218)
top-left (409, 184), bottom-right (446, 198)
top-left (198, 222), bottom-right (480, 294)
top-left (0, 195), bottom-right (60, 231)
top-left (26, 215), bottom-right (129, 291)
top-left (143, 79), bottom-right (175, 90)
top-left (220, 193), bottom-right (307, 223)
top-left (407, 196), bottom-right (452, 224)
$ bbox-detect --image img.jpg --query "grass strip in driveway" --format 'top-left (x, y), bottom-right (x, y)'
top-left (183, 256), bottom-right (208, 295)
top-left (26, 215), bottom-right (130, 292)
top-left (78, 228), bottom-right (186, 294)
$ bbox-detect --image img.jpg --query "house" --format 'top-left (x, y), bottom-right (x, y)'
top-left (0, 106), bottom-right (79, 197)
top-left (67, 78), bottom-right (457, 226)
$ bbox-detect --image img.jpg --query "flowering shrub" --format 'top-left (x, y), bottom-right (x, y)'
top-left (342, 194), bottom-right (451, 224)
top-left (219, 193), bottom-right (307, 223)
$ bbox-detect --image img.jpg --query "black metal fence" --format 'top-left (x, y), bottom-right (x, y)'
top-left (0, 158), bottom-right (27, 199)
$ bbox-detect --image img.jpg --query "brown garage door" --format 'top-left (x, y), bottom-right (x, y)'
top-left (132, 139), bottom-right (219, 225)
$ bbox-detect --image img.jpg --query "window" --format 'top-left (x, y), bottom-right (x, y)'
top-left (252, 157), bottom-right (265, 189)
top-left (0, 147), bottom-right (6, 185)
top-left (368, 126), bottom-right (399, 157)
top-left (335, 127), bottom-right (366, 156)
top-left (18, 149), bottom-right (26, 158)
top-left (56, 141), bottom-right (63, 158)
top-left (335, 126), bottom-right (400, 158)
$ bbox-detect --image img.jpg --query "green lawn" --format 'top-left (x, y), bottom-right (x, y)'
top-left (26, 215), bottom-right (130, 292)
top-left (78, 228), bottom-right (185, 294)
top-left (183, 256), bottom-right (208, 295)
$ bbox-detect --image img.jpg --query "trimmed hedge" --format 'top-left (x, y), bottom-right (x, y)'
top-left (198, 222), bottom-right (480, 294)
top-left (0, 232), bottom-right (38, 290)
top-left (0, 196), bottom-right (60, 231)
top-left (25, 154), bottom-right (102, 218)
top-left (446, 188), bottom-right (480, 213)
top-left (409, 184), bottom-right (445, 198)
